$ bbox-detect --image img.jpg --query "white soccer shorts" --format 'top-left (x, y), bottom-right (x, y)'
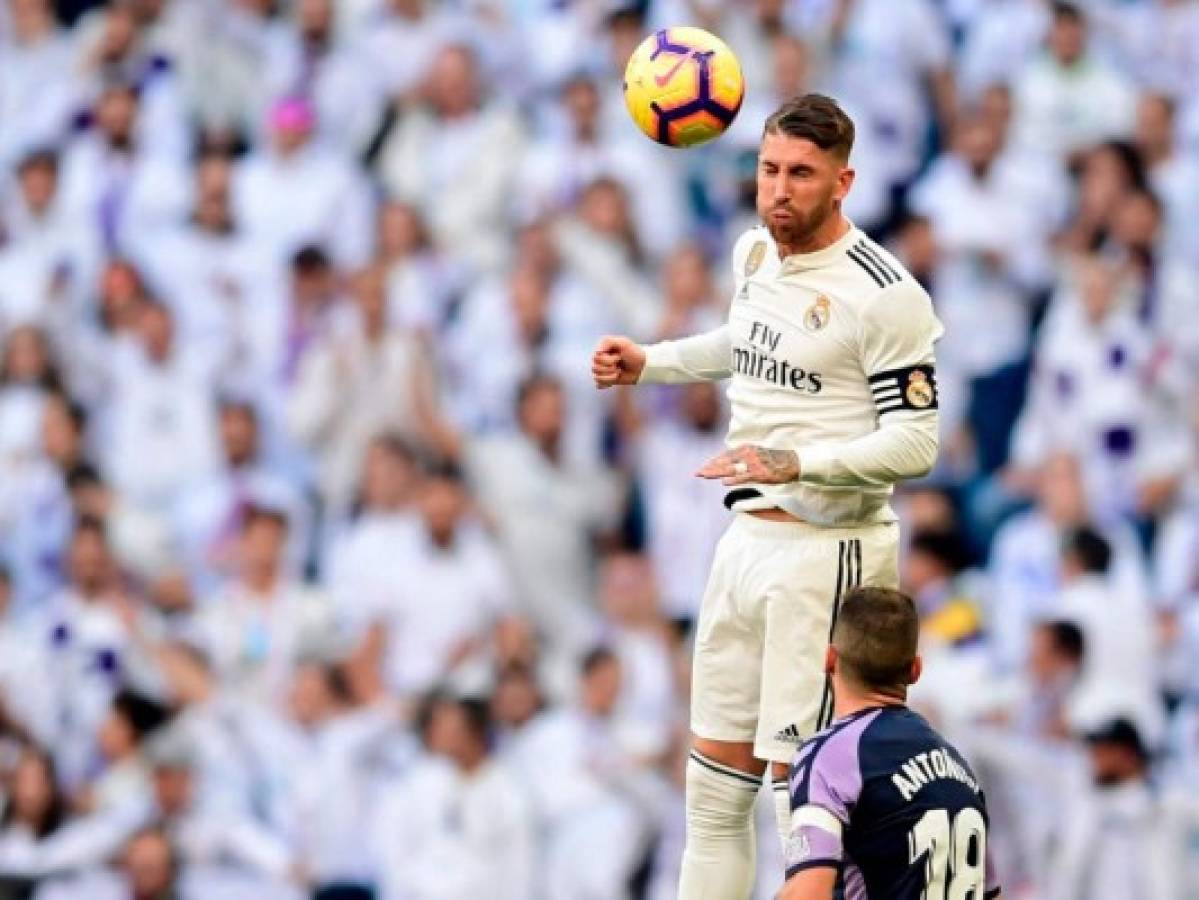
top-left (690, 513), bottom-right (900, 764)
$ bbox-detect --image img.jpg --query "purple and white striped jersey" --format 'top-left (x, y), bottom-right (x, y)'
top-left (786, 704), bottom-right (1001, 900)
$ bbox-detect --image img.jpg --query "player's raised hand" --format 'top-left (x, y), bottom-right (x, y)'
top-left (591, 335), bottom-right (646, 389)
top-left (697, 445), bottom-right (800, 485)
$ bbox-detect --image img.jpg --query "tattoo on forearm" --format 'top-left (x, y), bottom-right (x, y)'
top-left (753, 447), bottom-right (799, 482)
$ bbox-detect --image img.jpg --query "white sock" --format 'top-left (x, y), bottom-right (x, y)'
top-left (772, 774), bottom-right (792, 850)
top-left (677, 751), bottom-right (762, 900)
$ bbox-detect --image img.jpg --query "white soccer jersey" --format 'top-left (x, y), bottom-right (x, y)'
top-left (639, 224), bottom-right (942, 526)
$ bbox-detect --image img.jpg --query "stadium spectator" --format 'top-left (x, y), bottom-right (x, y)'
top-left (988, 451), bottom-right (1150, 671)
top-left (1054, 527), bottom-right (1163, 739)
top-left (232, 95), bottom-right (374, 270)
top-left (377, 43), bottom-right (525, 273)
top-left (357, 464), bottom-right (512, 698)
top-left (192, 505), bottom-right (332, 706)
top-left (1010, 2), bottom-right (1137, 163)
top-left (286, 263), bottom-right (424, 514)
top-left (372, 693), bottom-right (534, 900)
top-left (0, 0), bottom-right (75, 173)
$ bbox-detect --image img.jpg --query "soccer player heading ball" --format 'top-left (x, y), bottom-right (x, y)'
top-left (591, 93), bottom-right (944, 898)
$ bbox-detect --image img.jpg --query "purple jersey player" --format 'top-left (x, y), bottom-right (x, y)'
top-left (780, 587), bottom-right (1002, 900)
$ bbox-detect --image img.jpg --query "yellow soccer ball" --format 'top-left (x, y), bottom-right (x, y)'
top-left (622, 26), bottom-right (745, 148)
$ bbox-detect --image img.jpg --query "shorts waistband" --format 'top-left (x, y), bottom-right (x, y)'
top-left (730, 511), bottom-right (895, 539)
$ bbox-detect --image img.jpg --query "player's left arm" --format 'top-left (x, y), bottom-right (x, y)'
top-left (701, 279), bottom-right (943, 488)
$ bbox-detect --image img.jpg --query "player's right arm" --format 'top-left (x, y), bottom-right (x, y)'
top-left (779, 737), bottom-right (858, 900)
top-left (592, 227), bottom-right (752, 389)
top-left (590, 327), bottom-right (732, 389)
top-left (777, 864), bottom-right (837, 900)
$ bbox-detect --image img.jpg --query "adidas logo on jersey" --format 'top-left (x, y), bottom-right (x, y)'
top-left (774, 724), bottom-right (803, 745)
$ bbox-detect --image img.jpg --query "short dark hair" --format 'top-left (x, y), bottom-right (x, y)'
top-left (581, 645), bottom-right (617, 677)
top-left (1051, 1), bottom-right (1085, 25)
top-left (1044, 619), bottom-right (1085, 664)
top-left (111, 689), bottom-right (172, 742)
top-left (51, 393), bottom-right (88, 433)
top-left (1062, 526), bottom-right (1111, 575)
top-left (292, 244), bottom-right (331, 273)
top-left (833, 587), bottom-right (919, 693)
top-left (764, 93), bottom-right (855, 161)
top-left (371, 432), bottom-right (418, 464)
top-left (66, 462), bottom-right (103, 492)
top-left (909, 529), bottom-right (972, 575)
top-left (416, 691), bottom-right (491, 745)
top-left (517, 371), bottom-right (563, 409)
top-left (17, 148), bottom-right (58, 175)
top-left (242, 503), bottom-right (289, 533)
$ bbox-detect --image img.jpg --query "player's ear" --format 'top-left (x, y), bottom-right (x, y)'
top-left (824, 645), bottom-right (837, 677)
top-left (908, 654), bottom-right (923, 686)
top-left (834, 165), bottom-right (855, 202)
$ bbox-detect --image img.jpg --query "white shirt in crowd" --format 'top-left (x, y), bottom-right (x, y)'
top-left (909, 141), bottom-right (1066, 385)
top-left (100, 343), bottom-right (220, 514)
top-left (956, 0), bottom-right (1049, 101)
top-left (1011, 48), bottom-right (1137, 160)
top-left (987, 506), bottom-right (1150, 671)
top-left (286, 316), bottom-right (423, 514)
top-left (1013, 286), bottom-right (1192, 520)
top-left (378, 103), bottom-right (524, 274)
top-left (359, 520), bottom-right (512, 697)
top-left (240, 702), bottom-right (402, 887)
top-left (324, 509), bottom-right (421, 633)
top-left (372, 755), bottom-right (534, 900)
top-left (193, 580), bottom-right (333, 706)
top-left (133, 220), bottom-right (285, 392)
top-left (637, 412), bottom-right (730, 621)
top-left (232, 143), bottom-right (375, 270)
top-left (0, 188), bottom-right (101, 329)
top-left (0, 25), bottom-right (75, 171)
top-left (506, 706), bottom-right (658, 900)
top-left (1055, 573), bottom-right (1163, 740)
top-left (58, 135), bottom-right (191, 253)
top-left (465, 434), bottom-right (620, 654)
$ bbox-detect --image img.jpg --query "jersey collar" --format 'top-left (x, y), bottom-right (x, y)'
top-left (779, 219), bottom-right (860, 274)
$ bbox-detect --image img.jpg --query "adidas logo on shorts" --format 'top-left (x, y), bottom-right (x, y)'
top-left (774, 724), bottom-right (803, 745)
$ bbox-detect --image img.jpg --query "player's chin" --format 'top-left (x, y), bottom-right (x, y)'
top-left (764, 219), bottom-right (800, 246)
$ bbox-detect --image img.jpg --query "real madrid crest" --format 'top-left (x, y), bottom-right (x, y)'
top-left (905, 370), bottom-right (935, 408)
top-left (804, 294), bottom-right (831, 332)
top-left (745, 241), bottom-right (766, 277)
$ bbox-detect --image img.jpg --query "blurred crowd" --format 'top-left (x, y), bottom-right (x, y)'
top-left (0, 0), bottom-right (1198, 897)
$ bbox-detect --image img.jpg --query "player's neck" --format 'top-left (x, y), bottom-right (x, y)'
top-left (833, 685), bottom-right (906, 721)
top-left (776, 213), bottom-right (851, 259)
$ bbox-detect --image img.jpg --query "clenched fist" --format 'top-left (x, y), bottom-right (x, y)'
top-left (591, 335), bottom-right (647, 389)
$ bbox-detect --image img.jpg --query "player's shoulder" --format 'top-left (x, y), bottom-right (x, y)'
top-left (731, 226), bottom-right (772, 278)
top-left (827, 230), bottom-right (928, 307)
top-left (798, 706), bottom-right (941, 774)
top-left (792, 705), bottom-right (891, 784)
top-left (833, 232), bottom-right (940, 338)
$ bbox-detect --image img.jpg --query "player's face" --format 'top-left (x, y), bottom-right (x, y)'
top-left (756, 132), bottom-right (853, 249)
